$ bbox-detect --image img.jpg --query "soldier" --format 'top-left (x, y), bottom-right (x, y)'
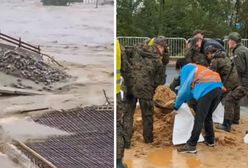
top-left (216, 32), bottom-right (248, 131)
top-left (184, 37), bottom-right (209, 66)
top-left (116, 40), bottom-right (127, 168)
top-left (193, 29), bottom-right (224, 47)
top-left (185, 30), bottom-right (225, 65)
top-left (192, 29), bottom-right (205, 39)
top-left (195, 37), bottom-right (225, 58)
top-left (122, 36), bottom-right (168, 148)
top-left (206, 46), bottom-right (240, 132)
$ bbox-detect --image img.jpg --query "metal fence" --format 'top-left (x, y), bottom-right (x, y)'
top-left (166, 38), bottom-right (187, 58)
top-left (118, 36), bottom-right (248, 58)
top-left (81, 0), bottom-right (113, 4)
top-left (118, 36), bottom-right (150, 47)
top-left (118, 36), bottom-right (187, 58)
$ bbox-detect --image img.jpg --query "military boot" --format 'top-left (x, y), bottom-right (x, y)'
top-left (144, 135), bottom-right (153, 144)
top-left (117, 159), bottom-right (128, 168)
top-left (216, 119), bottom-right (232, 132)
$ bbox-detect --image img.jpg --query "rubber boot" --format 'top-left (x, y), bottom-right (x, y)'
top-left (216, 119), bottom-right (232, 132)
top-left (232, 120), bottom-right (239, 124)
top-left (117, 159), bottom-right (128, 168)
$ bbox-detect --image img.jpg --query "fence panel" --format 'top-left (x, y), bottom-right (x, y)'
top-left (165, 38), bottom-right (187, 58)
top-left (118, 36), bottom-right (150, 47)
top-left (118, 36), bottom-right (248, 58)
top-left (118, 36), bottom-right (187, 58)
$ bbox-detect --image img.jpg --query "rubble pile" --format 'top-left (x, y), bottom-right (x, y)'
top-left (132, 85), bottom-right (177, 147)
top-left (0, 50), bottom-right (69, 85)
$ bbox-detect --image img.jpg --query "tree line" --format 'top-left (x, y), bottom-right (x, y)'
top-left (117, 0), bottom-right (248, 39)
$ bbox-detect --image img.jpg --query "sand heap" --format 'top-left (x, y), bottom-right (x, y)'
top-left (132, 85), bottom-right (177, 147)
top-left (131, 85), bottom-right (240, 148)
top-left (0, 50), bottom-right (69, 85)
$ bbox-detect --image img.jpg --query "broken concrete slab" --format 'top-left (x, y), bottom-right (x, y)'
top-left (0, 86), bottom-right (43, 95)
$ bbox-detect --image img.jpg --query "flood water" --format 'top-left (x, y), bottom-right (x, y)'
top-left (0, 0), bottom-right (114, 64)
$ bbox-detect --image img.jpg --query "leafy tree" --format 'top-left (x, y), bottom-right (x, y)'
top-left (117, 0), bottom-right (246, 38)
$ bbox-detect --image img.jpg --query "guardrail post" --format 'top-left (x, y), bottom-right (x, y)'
top-left (38, 46), bottom-right (40, 53)
top-left (19, 37), bottom-right (21, 47)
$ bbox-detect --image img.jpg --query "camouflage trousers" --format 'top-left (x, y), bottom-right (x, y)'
top-left (224, 85), bottom-right (248, 122)
top-left (117, 94), bottom-right (125, 159)
top-left (123, 93), bottom-right (154, 147)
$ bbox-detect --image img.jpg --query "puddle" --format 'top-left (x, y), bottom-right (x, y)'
top-left (126, 148), bottom-right (202, 168)
top-left (185, 158), bottom-right (201, 168)
top-left (147, 149), bottom-right (173, 166)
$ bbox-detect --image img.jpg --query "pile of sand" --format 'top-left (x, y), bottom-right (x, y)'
top-left (153, 85), bottom-right (176, 109)
top-left (215, 129), bottom-right (240, 146)
top-left (132, 85), bottom-right (241, 148)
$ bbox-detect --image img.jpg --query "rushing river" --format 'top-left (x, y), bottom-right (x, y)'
top-left (0, 0), bottom-right (114, 64)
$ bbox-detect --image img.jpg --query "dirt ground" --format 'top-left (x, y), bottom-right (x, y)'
top-left (124, 107), bottom-right (248, 168)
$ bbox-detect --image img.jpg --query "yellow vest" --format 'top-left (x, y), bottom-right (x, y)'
top-left (116, 40), bottom-right (121, 94)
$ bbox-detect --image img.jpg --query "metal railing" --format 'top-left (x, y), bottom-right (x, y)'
top-left (118, 36), bottom-right (150, 47)
top-left (82, 0), bottom-right (114, 6)
top-left (166, 37), bottom-right (187, 58)
top-left (0, 32), bottom-right (41, 54)
top-left (0, 32), bottom-right (62, 67)
top-left (118, 36), bottom-right (187, 58)
top-left (118, 36), bottom-right (248, 58)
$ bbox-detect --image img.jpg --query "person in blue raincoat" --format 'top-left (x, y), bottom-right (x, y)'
top-left (174, 54), bottom-right (224, 154)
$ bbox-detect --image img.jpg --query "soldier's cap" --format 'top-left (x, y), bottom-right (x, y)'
top-left (154, 36), bottom-right (167, 47)
top-left (228, 32), bottom-right (241, 43)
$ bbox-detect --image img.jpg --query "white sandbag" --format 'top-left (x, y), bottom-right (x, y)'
top-left (212, 103), bottom-right (224, 124)
top-left (172, 103), bottom-right (204, 145)
top-left (244, 134), bottom-right (248, 144)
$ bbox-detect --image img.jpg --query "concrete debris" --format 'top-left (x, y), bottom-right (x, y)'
top-left (0, 50), bottom-right (69, 85)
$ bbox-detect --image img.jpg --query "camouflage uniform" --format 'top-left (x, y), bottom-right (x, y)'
top-left (209, 51), bottom-right (240, 122)
top-left (161, 51), bottom-right (170, 83)
top-left (227, 43), bottom-right (248, 121)
top-left (122, 43), bottom-right (165, 147)
top-left (117, 93), bottom-right (125, 159)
